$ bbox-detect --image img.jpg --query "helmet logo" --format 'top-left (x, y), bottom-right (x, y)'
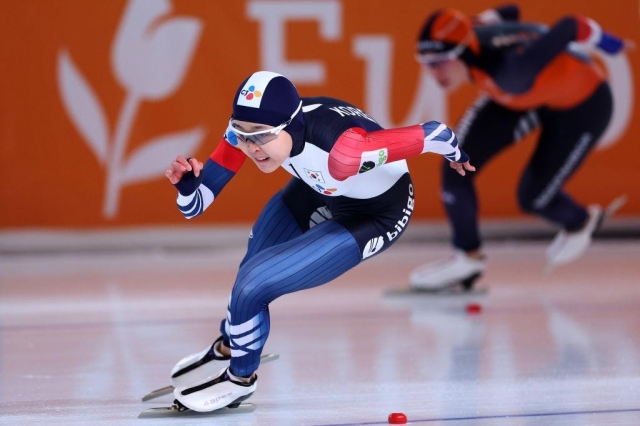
top-left (417, 40), bottom-right (445, 51)
top-left (240, 85), bottom-right (262, 101)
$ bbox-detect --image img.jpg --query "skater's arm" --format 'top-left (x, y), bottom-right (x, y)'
top-left (502, 16), bottom-right (625, 93)
top-left (328, 121), bottom-right (473, 181)
top-left (167, 138), bottom-right (246, 219)
top-left (472, 4), bottom-right (520, 25)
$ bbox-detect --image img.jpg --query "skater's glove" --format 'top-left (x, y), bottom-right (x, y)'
top-left (174, 157), bottom-right (205, 196)
top-left (455, 148), bottom-right (470, 164)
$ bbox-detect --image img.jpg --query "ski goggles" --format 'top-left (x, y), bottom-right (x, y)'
top-left (414, 36), bottom-right (470, 66)
top-left (225, 101), bottom-right (303, 146)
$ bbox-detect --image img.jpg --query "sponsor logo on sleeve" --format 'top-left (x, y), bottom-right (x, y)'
top-left (358, 148), bottom-right (388, 173)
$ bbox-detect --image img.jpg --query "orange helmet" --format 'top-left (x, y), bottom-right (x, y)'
top-left (416, 8), bottom-right (479, 64)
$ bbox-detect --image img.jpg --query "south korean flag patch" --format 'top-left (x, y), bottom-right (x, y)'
top-left (304, 168), bottom-right (326, 183)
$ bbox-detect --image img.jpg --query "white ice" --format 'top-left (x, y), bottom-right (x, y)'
top-left (1, 228), bottom-right (639, 426)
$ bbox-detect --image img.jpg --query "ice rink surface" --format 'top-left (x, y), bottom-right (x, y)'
top-left (1, 230), bottom-right (639, 426)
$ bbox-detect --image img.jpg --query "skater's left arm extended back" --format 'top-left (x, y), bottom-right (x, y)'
top-left (165, 137), bottom-right (247, 219)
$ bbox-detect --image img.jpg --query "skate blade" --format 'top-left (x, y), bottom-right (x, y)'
top-left (141, 353), bottom-right (280, 402)
top-left (385, 286), bottom-right (488, 297)
top-left (138, 402), bottom-right (256, 418)
top-left (141, 385), bottom-right (173, 402)
top-left (603, 194), bottom-right (627, 222)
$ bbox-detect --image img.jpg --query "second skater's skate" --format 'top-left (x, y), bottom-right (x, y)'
top-left (409, 250), bottom-right (486, 292)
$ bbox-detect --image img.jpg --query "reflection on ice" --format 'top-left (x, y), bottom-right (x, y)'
top-left (1, 240), bottom-right (639, 425)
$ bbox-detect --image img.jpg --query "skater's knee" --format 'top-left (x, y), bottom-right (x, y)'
top-left (517, 171), bottom-right (540, 213)
top-left (230, 273), bottom-right (274, 312)
top-left (517, 188), bottom-right (535, 213)
top-left (230, 281), bottom-right (260, 308)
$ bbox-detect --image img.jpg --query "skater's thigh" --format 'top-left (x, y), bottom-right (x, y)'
top-left (231, 219), bottom-right (362, 310)
top-left (454, 95), bottom-right (532, 171)
top-left (281, 177), bottom-right (331, 231)
top-left (235, 174), bottom-right (413, 307)
top-left (241, 178), bottom-right (325, 266)
top-left (521, 83), bottom-right (612, 208)
top-left (329, 173), bottom-right (414, 260)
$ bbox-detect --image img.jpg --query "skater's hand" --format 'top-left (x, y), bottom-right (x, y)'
top-left (450, 160), bottom-right (476, 176)
top-left (165, 155), bottom-right (203, 184)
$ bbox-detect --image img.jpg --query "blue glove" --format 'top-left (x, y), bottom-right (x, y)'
top-left (597, 31), bottom-right (624, 55)
top-left (457, 148), bottom-right (470, 163)
top-left (174, 158), bottom-right (204, 196)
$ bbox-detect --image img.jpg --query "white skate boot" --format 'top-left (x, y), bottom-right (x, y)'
top-left (170, 336), bottom-right (230, 388)
top-left (410, 250), bottom-right (486, 292)
top-left (545, 204), bottom-right (603, 272)
top-left (173, 366), bottom-right (257, 413)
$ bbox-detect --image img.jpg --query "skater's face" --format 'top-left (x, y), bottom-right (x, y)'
top-left (424, 58), bottom-right (469, 91)
top-left (231, 120), bottom-right (293, 173)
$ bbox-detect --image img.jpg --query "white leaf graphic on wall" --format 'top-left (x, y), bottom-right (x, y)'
top-left (57, 50), bottom-right (109, 164)
top-left (112, 0), bottom-right (201, 99)
top-left (121, 127), bottom-right (205, 183)
top-left (57, 0), bottom-right (205, 219)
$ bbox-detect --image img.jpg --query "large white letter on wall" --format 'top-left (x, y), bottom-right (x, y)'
top-left (353, 35), bottom-right (447, 129)
top-left (247, 0), bottom-right (342, 84)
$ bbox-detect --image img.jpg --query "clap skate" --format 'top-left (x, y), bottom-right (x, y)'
top-left (410, 250), bottom-right (486, 291)
top-left (141, 336), bottom-right (278, 401)
top-left (545, 195), bottom-right (627, 274)
top-left (386, 250), bottom-right (487, 296)
top-left (139, 367), bottom-right (257, 418)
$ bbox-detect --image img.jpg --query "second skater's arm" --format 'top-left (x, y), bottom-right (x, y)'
top-left (472, 4), bottom-right (520, 25)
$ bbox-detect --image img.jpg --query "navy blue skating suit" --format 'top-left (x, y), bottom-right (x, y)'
top-left (172, 96), bottom-right (466, 376)
top-left (442, 5), bottom-right (613, 251)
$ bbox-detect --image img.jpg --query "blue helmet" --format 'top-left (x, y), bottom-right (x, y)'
top-left (232, 71), bottom-right (303, 128)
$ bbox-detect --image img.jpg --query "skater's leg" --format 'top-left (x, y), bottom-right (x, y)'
top-left (241, 177), bottom-right (326, 266)
top-left (218, 189), bottom-right (304, 347)
top-left (443, 96), bottom-right (531, 252)
top-left (225, 174), bottom-right (415, 377)
top-left (174, 176), bottom-right (414, 411)
top-left (227, 220), bottom-right (362, 377)
top-left (516, 83), bottom-right (613, 268)
top-left (411, 97), bottom-right (533, 289)
top-left (172, 179), bottom-right (324, 387)
top-left (172, 201), bottom-right (359, 413)
top-left (517, 83), bottom-right (612, 228)
top-left (173, 222), bottom-right (359, 415)
top-left (219, 178), bottom-right (326, 346)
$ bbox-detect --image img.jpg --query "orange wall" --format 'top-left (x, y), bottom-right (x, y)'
top-left (1, 0), bottom-right (638, 228)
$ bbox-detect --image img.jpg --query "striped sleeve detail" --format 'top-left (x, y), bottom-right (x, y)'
top-left (421, 121), bottom-right (463, 162)
top-left (575, 16), bottom-right (601, 44)
top-left (176, 184), bottom-right (214, 219)
top-left (174, 156), bottom-right (238, 219)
